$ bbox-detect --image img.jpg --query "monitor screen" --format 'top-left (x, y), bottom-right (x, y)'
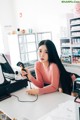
top-left (0, 65), bottom-right (5, 84)
top-left (0, 55), bottom-right (11, 100)
top-left (0, 54), bottom-right (14, 74)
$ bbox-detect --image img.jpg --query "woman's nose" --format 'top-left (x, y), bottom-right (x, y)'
top-left (41, 52), bottom-right (45, 57)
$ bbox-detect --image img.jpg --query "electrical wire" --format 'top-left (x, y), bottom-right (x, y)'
top-left (10, 80), bottom-right (38, 103)
top-left (11, 94), bottom-right (38, 102)
top-left (28, 81), bottom-right (32, 89)
top-left (5, 70), bottom-right (39, 102)
top-left (74, 94), bottom-right (80, 103)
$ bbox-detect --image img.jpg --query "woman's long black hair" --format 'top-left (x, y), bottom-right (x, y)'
top-left (38, 40), bottom-right (72, 95)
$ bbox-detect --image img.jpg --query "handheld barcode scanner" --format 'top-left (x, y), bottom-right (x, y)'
top-left (17, 62), bottom-right (25, 70)
top-left (17, 62), bottom-right (32, 88)
top-left (17, 62), bottom-right (28, 78)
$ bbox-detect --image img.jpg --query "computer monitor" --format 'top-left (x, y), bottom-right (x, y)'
top-left (0, 59), bottom-right (11, 101)
top-left (0, 54), bottom-right (28, 101)
top-left (0, 54), bottom-right (15, 81)
top-left (0, 54), bottom-right (14, 74)
top-left (0, 80), bottom-right (11, 101)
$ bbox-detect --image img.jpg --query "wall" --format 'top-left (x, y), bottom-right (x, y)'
top-left (0, 0), bottom-right (16, 54)
top-left (0, 25), bottom-right (4, 53)
top-left (12, 0), bottom-right (75, 56)
top-left (0, 0), bottom-right (76, 55)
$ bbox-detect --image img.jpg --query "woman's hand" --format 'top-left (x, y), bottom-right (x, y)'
top-left (71, 74), bottom-right (76, 81)
top-left (26, 88), bottom-right (39, 95)
top-left (21, 68), bottom-right (32, 80)
top-left (59, 88), bottom-right (63, 93)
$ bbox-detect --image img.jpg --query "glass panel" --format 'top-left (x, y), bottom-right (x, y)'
top-left (28, 52), bottom-right (37, 61)
top-left (19, 44), bottom-right (25, 53)
top-left (24, 36), bottom-right (27, 43)
top-left (27, 43), bottom-right (36, 52)
top-left (20, 44), bottom-right (27, 53)
top-left (18, 36), bottom-right (24, 43)
top-left (19, 35), bottom-right (27, 43)
top-left (27, 34), bottom-right (35, 42)
top-left (41, 33), bottom-right (51, 40)
top-left (37, 32), bottom-right (51, 42)
top-left (20, 53), bottom-right (28, 63)
top-left (24, 44), bottom-right (27, 52)
top-left (37, 34), bottom-right (42, 42)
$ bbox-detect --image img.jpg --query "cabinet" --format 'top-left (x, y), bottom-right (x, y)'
top-left (60, 17), bottom-right (80, 65)
top-left (60, 38), bottom-right (71, 63)
top-left (70, 17), bottom-right (80, 64)
top-left (8, 32), bottom-right (52, 69)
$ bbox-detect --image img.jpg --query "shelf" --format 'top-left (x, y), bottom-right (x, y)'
top-left (61, 55), bottom-right (71, 57)
top-left (71, 36), bottom-right (80, 38)
top-left (63, 63), bottom-right (80, 67)
top-left (70, 24), bottom-right (80, 27)
top-left (61, 46), bottom-right (70, 48)
top-left (72, 55), bottom-right (80, 57)
top-left (70, 30), bottom-right (80, 33)
top-left (71, 44), bottom-right (80, 47)
top-left (70, 17), bottom-right (80, 22)
top-left (60, 17), bottom-right (80, 66)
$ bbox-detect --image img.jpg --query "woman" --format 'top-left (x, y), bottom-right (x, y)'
top-left (21, 40), bottom-right (75, 95)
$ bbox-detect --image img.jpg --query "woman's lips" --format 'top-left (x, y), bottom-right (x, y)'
top-left (41, 58), bottom-right (44, 60)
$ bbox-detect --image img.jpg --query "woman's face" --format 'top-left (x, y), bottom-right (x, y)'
top-left (38, 45), bottom-right (48, 63)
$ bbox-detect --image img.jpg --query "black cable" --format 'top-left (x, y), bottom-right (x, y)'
top-left (11, 94), bottom-right (38, 102)
top-left (28, 81), bottom-right (32, 89)
top-left (74, 94), bottom-right (80, 103)
top-left (10, 80), bottom-right (38, 102)
top-left (6, 76), bottom-right (39, 102)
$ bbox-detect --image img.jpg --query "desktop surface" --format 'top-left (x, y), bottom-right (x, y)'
top-left (0, 87), bottom-right (74, 120)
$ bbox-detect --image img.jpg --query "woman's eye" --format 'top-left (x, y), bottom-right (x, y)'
top-left (39, 50), bottom-right (42, 52)
top-left (45, 51), bottom-right (48, 53)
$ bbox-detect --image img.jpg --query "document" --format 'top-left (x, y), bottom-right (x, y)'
top-left (38, 100), bottom-right (76, 120)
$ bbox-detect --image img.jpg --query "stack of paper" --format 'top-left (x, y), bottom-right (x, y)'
top-left (38, 100), bottom-right (76, 120)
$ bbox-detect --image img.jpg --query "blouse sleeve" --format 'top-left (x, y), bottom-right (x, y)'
top-left (29, 62), bottom-right (44, 87)
top-left (39, 64), bottom-right (60, 95)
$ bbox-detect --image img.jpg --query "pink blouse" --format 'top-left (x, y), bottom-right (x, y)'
top-left (30, 61), bottom-right (60, 95)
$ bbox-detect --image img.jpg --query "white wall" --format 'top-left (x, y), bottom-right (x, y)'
top-left (0, 0), bottom-right (16, 54)
top-left (13, 0), bottom-right (75, 55)
top-left (0, 0), bottom-right (76, 55)
top-left (0, 25), bottom-right (4, 53)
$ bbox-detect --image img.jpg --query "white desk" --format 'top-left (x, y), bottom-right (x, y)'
top-left (0, 87), bottom-right (75, 120)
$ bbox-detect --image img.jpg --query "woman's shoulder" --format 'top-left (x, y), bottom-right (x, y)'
top-left (50, 63), bottom-right (59, 70)
top-left (49, 63), bottom-right (60, 74)
top-left (35, 61), bottom-right (42, 67)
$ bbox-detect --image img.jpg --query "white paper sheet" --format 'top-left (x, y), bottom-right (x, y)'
top-left (38, 100), bottom-right (76, 120)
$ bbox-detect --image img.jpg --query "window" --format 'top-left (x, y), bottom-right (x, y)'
top-left (18, 33), bottom-right (38, 67)
top-left (18, 32), bottom-right (52, 67)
